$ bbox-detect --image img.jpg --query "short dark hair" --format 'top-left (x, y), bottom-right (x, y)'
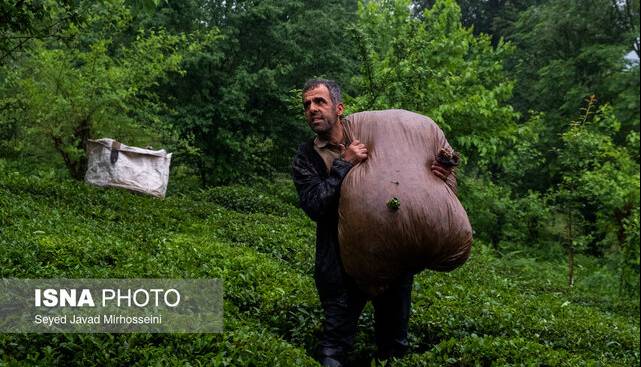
top-left (302, 79), bottom-right (343, 105)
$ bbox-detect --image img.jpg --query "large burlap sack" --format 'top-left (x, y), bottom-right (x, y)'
top-left (339, 109), bottom-right (472, 295)
top-left (85, 138), bottom-right (172, 198)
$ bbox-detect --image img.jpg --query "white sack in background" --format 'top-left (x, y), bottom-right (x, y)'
top-left (85, 138), bottom-right (172, 198)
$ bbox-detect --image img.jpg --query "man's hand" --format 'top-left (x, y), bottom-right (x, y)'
top-left (432, 147), bottom-right (459, 181)
top-left (340, 139), bottom-right (368, 164)
top-left (431, 161), bottom-right (453, 181)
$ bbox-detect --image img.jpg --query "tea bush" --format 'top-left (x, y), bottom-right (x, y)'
top-left (0, 166), bottom-right (638, 366)
top-left (407, 248), bottom-right (639, 365)
top-left (204, 184), bottom-right (297, 217)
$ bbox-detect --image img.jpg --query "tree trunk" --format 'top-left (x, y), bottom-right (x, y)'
top-left (198, 157), bottom-right (208, 187)
top-left (51, 118), bottom-right (91, 181)
top-left (568, 245), bottom-right (575, 287)
top-left (71, 117), bottom-right (91, 180)
top-left (615, 204), bottom-right (632, 295)
top-left (567, 210), bottom-right (575, 287)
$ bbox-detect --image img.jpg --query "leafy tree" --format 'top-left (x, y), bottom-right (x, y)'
top-left (500, 0), bottom-right (640, 194)
top-left (555, 96), bottom-right (640, 293)
top-left (413, 0), bottom-right (546, 45)
top-left (2, 2), bottom-right (186, 179)
top-left (143, 0), bottom-right (359, 186)
top-left (0, 0), bottom-right (165, 61)
top-left (0, 0), bottom-right (76, 62)
top-left (510, 0), bottom-right (637, 117)
top-left (350, 0), bottom-right (519, 173)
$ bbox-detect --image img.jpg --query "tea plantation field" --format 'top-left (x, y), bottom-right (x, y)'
top-left (0, 166), bottom-right (639, 366)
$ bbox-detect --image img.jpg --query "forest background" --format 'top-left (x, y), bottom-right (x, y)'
top-left (0, 0), bottom-right (639, 365)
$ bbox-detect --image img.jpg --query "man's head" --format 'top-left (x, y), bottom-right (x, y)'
top-left (302, 79), bottom-right (344, 136)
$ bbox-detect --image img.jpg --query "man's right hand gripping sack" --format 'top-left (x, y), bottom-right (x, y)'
top-left (339, 110), bottom-right (473, 295)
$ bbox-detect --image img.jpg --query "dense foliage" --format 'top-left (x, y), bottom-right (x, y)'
top-left (0, 165), bottom-right (638, 365)
top-left (349, 0), bottom-right (518, 173)
top-left (139, 0), bottom-right (360, 185)
top-left (1, 0), bottom-right (639, 365)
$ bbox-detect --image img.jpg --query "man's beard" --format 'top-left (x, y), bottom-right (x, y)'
top-left (310, 114), bottom-right (339, 136)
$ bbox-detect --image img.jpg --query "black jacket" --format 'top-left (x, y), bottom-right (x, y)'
top-left (292, 140), bottom-right (353, 294)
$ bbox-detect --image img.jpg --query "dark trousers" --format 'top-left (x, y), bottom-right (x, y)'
top-left (316, 273), bottom-right (413, 365)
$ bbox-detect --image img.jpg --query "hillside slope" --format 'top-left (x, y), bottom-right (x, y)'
top-left (0, 167), bottom-right (638, 366)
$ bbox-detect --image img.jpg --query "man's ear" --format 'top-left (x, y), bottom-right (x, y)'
top-left (336, 103), bottom-right (345, 117)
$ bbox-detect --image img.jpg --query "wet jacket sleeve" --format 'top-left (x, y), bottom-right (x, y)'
top-left (292, 148), bottom-right (353, 222)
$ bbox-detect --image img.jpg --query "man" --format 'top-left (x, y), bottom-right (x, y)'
top-left (291, 79), bottom-right (453, 367)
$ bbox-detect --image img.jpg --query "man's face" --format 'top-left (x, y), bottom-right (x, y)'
top-left (303, 85), bottom-right (344, 135)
